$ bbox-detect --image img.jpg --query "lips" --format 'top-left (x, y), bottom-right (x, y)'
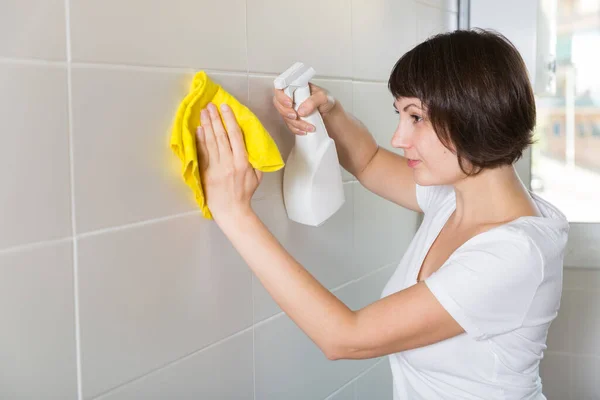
top-left (407, 159), bottom-right (421, 168)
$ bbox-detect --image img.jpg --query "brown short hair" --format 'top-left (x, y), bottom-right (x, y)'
top-left (388, 29), bottom-right (536, 175)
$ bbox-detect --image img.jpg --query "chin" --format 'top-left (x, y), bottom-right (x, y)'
top-left (413, 170), bottom-right (458, 187)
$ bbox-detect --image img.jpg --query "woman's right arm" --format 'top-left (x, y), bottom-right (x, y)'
top-left (273, 85), bottom-right (421, 212)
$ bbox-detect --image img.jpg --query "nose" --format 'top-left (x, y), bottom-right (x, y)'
top-left (390, 123), bottom-right (412, 150)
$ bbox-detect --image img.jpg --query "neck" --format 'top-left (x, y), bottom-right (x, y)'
top-left (451, 165), bottom-right (536, 226)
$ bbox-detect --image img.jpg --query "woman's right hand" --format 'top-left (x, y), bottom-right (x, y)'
top-left (272, 83), bottom-right (337, 135)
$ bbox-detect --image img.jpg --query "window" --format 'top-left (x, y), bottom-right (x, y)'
top-left (531, 0), bottom-right (600, 223)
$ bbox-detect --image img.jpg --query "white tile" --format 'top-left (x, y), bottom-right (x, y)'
top-left (564, 223), bottom-right (600, 269)
top-left (327, 383), bottom-right (356, 400)
top-left (247, 0), bottom-right (352, 77)
top-left (415, 0), bottom-right (458, 12)
top-left (571, 356), bottom-right (600, 400)
top-left (248, 75), bottom-right (293, 199)
top-left (252, 185), bottom-right (356, 322)
top-left (353, 183), bottom-right (418, 272)
top-left (96, 331), bottom-right (253, 400)
top-left (352, 82), bottom-right (403, 155)
top-left (564, 267), bottom-right (600, 291)
top-left (70, 0), bottom-right (246, 70)
top-left (352, 0), bottom-right (418, 81)
top-left (0, 242), bottom-right (77, 400)
top-left (77, 214), bottom-right (253, 398)
top-left (416, 4), bottom-right (457, 43)
top-left (72, 68), bottom-right (249, 232)
top-left (569, 290), bottom-right (600, 356)
top-left (0, 0), bottom-right (66, 60)
top-left (356, 361), bottom-right (393, 400)
top-left (254, 315), bottom-right (377, 400)
top-left (333, 264), bottom-right (396, 311)
top-left (546, 290), bottom-right (572, 353)
top-left (0, 64), bottom-right (71, 250)
top-left (539, 353), bottom-right (571, 400)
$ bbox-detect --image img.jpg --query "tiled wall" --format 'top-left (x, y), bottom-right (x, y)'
top-left (2, 0), bottom-right (459, 399)
top-left (540, 268), bottom-right (600, 400)
top-left (4, 1), bottom-right (597, 400)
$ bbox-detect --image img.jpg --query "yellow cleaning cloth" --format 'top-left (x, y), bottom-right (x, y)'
top-left (170, 71), bottom-right (284, 219)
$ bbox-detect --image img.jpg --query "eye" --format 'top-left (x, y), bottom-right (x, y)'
top-left (411, 114), bottom-right (423, 123)
top-left (394, 109), bottom-right (399, 115)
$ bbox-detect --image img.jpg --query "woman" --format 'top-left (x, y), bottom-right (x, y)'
top-left (194, 29), bottom-right (568, 399)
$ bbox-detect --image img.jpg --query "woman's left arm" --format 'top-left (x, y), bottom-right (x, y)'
top-left (196, 102), bottom-right (464, 361)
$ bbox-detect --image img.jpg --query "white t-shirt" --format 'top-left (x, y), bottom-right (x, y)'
top-left (381, 184), bottom-right (569, 400)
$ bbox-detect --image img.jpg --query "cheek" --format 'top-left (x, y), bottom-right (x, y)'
top-left (417, 136), bottom-right (464, 184)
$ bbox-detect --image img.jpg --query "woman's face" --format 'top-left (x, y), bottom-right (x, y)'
top-left (391, 97), bottom-right (466, 186)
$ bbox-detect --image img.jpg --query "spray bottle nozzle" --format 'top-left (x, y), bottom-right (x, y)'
top-left (274, 62), bottom-right (316, 101)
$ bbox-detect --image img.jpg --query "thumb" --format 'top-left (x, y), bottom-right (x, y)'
top-left (298, 90), bottom-right (335, 117)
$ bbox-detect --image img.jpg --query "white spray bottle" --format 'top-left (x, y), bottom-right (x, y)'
top-left (274, 62), bottom-right (345, 227)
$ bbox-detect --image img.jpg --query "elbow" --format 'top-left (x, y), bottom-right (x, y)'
top-left (324, 346), bottom-right (345, 361)
top-left (323, 311), bottom-right (361, 361)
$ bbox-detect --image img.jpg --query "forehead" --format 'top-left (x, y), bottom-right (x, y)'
top-left (394, 97), bottom-right (423, 108)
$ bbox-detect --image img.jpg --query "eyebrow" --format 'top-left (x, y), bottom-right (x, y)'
top-left (393, 102), bottom-right (422, 112)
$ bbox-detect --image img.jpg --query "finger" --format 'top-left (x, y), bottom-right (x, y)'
top-left (195, 125), bottom-right (209, 170)
top-left (297, 90), bottom-right (330, 117)
top-left (207, 103), bottom-right (233, 163)
top-left (255, 169), bottom-right (263, 184)
top-left (219, 103), bottom-right (248, 162)
top-left (288, 125), bottom-right (307, 136)
top-left (287, 118), bottom-right (315, 133)
top-left (200, 107), bottom-right (219, 163)
top-left (272, 96), bottom-right (297, 121)
top-left (274, 88), bottom-right (293, 108)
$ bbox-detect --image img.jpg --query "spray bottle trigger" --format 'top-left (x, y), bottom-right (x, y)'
top-left (284, 86), bottom-right (296, 106)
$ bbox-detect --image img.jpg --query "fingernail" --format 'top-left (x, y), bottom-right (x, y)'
top-left (286, 101), bottom-right (293, 107)
top-left (287, 113), bottom-right (296, 119)
top-left (307, 125), bottom-right (315, 132)
top-left (196, 126), bottom-right (203, 137)
top-left (220, 103), bottom-right (229, 112)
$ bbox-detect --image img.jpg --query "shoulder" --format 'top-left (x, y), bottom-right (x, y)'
top-left (415, 184), bottom-right (454, 214)
top-left (452, 225), bottom-right (545, 279)
top-left (424, 225), bottom-right (548, 339)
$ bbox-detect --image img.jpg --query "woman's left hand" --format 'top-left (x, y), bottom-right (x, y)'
top-left (196, 102), bottom-right (262, 223)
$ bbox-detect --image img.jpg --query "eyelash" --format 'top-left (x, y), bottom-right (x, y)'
top-left (394, 109), bottom-right (423, 123)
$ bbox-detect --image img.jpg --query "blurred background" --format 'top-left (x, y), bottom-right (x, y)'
top-left (0, 0), bottom-right (598, 399)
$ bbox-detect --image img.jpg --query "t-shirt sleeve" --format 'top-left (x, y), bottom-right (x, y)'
top-left (415, 184), bottom-right (454, 214)
top-left (424, 228), bottom-right (544, 340)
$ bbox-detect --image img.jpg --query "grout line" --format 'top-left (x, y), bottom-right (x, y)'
top-left (248, 0), bottom-right (255, 382)
top-left (252, 274), bottom-right (257, 400)
top-left (0, 55), bottom-right (389, 84)
top-left (70, 61), bottom-right (245, 76)
top-left (77, 210), bottom-right (200, 239)
top-left (323, 359), bottom-right (386, 400)
top-left (0, 237), bottom-right (73, 256)
top-left (91, 326), bottom-right (254, 400)
top-left (253, 262), bottom-right (396, 328)
top-left (245, 2), bottom-right (255, 398)
top-left (63, 0), bottom-right (83, 399)
top-left (330, 263), bottom-right (395, 293)
top-left (253, 309), bottom-right (286, 328)
top-left (0, 57), bottom-right (67, 67)
top-left (546, 350), bottom-right (600, 360)
top-left (349, 0), bottom-right (354, 83)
